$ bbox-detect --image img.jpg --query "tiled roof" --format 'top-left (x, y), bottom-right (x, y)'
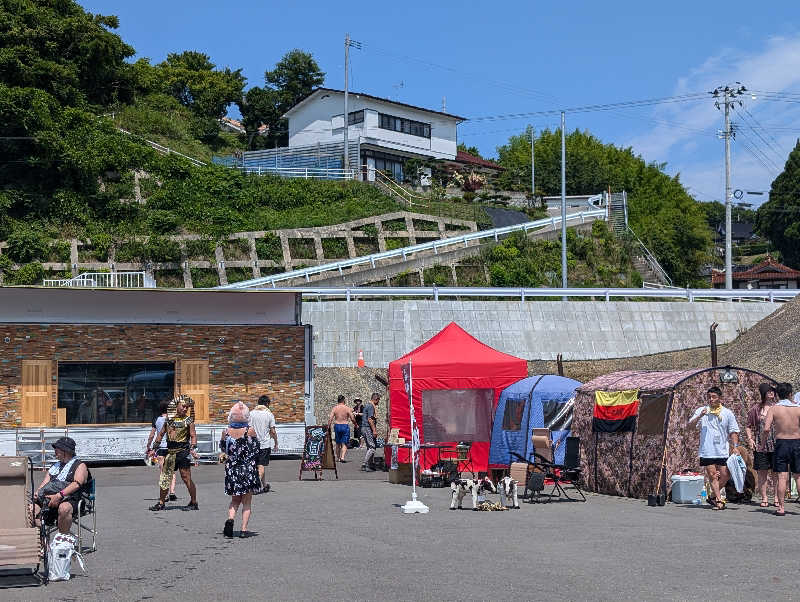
top-left (454, 150), bottom-right (504, 171)
top-left (710, 256), bottom-right (800, 284)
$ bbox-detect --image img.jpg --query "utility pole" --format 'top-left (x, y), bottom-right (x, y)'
top-left (530, 126), bottom-right (535, 209)
top-left (343, 33), bottom-right (350, 176)
top-left (711, 83), bottom-right (746, 290)
top-left (561, 111), bottom-right (567, 295)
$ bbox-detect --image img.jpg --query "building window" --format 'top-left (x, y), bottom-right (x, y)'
top-left (57, 362), bottom-right (175, 425)
top-left (348, 110), bottom-right (364, 125)
top-left (378, 113), bottom-right (431, 138)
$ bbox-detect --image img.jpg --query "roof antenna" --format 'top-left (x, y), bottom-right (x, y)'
top-left (442, 96), bottom-right (446, 112)
top-left (392, 81), bottom-right (404, 99)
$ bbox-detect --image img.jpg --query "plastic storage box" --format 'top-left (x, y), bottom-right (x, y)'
top-left (670, 474), bottom-right (705, 503)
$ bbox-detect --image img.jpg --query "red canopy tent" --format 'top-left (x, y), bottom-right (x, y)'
top-left (388, 322), bottom-right (527, 473)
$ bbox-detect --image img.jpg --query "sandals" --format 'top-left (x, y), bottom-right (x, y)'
top-left (149, 502), bottom-right (166, 512)
top-left (776, 509), bottom-right (786, 516)
top-left (712, 501), bottom-right (725, 511)
top-left (760, 502), bottom-right (769, 508)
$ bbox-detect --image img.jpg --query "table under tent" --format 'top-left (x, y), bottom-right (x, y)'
top-left (488, 375), bottom-right (581, 468)
top-left (388, 322), bottom-right (527, 474)
top-left (571, 367), bottom-right (775, 499)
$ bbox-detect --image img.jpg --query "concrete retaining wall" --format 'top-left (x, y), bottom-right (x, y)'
top-left (302, 300), bottom-right (778, 366)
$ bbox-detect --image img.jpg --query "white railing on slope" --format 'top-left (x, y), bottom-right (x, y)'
top-left (627, 226), bottom-right (673, 287)
top-left (218, 209), bottom-right (607, 289)
top-left (42, 271), bottom-right (154, 288)
top-left (291, 286), bottom-right (796, 303)
top-left (115, 127), bottom-right (206, 167)
top-left (235, 166), bottom-right (355, 180)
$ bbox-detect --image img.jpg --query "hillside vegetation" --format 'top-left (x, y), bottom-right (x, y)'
top-left (2, 0), bottom-right (715, 288)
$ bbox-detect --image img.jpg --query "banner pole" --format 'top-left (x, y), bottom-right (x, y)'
top-left (402, 360), bottom-right (428, 514)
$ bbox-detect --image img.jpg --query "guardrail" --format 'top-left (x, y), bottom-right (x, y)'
top-left (43, 271), bottom-right (154, 288)
top-left (116, 127), bottom-right (206, 167)
top-left (218, 208), bottom-right (607, 289)
top-left (292, 286), bottom-right (796, 303)
top-left (235, 166), bottom-right (355, 179)
top-left (627, 226), bottom-right (673, 287)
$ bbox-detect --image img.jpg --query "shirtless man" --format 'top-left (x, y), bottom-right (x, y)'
top-left (763, 382), bottom-right (800, 516)
top-left (328, 395), bottom-right (356, 463)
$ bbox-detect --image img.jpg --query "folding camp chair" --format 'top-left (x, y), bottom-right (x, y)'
top-left (0, 456), bottom-right (48, 587)
top-left (557, 437), bottom-right (586, 502)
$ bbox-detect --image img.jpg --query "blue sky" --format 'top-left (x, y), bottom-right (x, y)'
top-left (81, 1), bottom-right (800, 207)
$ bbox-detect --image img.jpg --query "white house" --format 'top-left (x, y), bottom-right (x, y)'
top-left (283, 88), bottom-right (465, 181)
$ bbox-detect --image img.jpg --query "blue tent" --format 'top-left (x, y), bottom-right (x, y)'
top-left (489, 375), bottom-right (581, 467)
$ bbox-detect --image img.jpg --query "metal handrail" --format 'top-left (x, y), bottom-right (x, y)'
top-left (626, 226), bottom-right (673, 287)
top-left (42, 271), bottom-right (151, 288)
top-left (291, 286), bottom-right (795, 303)
top-left (218, 208), bottom-right (607, 289)
top-left (116, 127), bottom-right (206, 167)
top-left (235, 166), bottom-right (355, 179)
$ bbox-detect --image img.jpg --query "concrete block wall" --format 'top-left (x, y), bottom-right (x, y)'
top-left (302, 300), bottom-right (778, 366)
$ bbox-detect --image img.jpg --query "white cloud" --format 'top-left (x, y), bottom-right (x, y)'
top-left (626, 35), bottom-right (800, 205)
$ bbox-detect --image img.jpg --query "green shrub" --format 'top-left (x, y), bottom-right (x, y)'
top-left (354, 237), bottom-right (379, 256)
top-left (413, 219), bottom-right (439, 232)
top-left (222, 238), bottom-right (251, 260)
top-left (423, 266), bottom-right (451, 286)
top-left (154, 269), bottom-right (185, 288)
top-left (357, 224), bottom-right (379, 238)
top-left (116, 240), bottom-right (146, 263)
top-left (255, 234), bottom-right (283, 262)
top-left (288, 238), bottom-right (316, 260)
top-left (190, 268), bottom-right (219, 288)
top-left (385, 238), bottom-right (408, 251)
top-left (145, 235), bottom-right (181, 263)
top-left (225, 267), bottom-right (254, 283)
top-left (6, 228), bottom-right (49, 263)
top-left (7, 262), bottom-right (44, 285)
top-left (146, 210), bottom-right (180, 234)
top-left (185, 238), bottom-right (216, 260)
top-left (321, 237), bottom-right (349, 259)
top-left (382, 219), bottom-right (407, 232)
top-left (48, 240), bottom-right (72, 263)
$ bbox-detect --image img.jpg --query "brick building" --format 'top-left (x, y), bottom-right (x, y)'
top-left (0, 287), bottom-right (312, 460)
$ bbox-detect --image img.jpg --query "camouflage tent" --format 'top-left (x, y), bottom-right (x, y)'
top-left (572, 367), bottom-right (775, 499)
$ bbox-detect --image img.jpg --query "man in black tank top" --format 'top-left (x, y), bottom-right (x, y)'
top-left (31, 437), bottom-right (89, 535)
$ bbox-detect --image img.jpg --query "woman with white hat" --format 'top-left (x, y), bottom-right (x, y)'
top-left (219, 401), bottom-right (261, 538)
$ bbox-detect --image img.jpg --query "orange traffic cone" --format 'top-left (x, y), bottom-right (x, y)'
top-left (357, 350), bottom-right (365, 367)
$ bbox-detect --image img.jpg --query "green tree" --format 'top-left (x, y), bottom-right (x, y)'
top-left (756, 140), bottom-right (800, 267)
top-left (457, 142), bottom-right (482, 158)
top-left (495, 127), bottom-right (711, 286)
top-left (239, 50), bottom-right (325, 148)
top-left (0, 0), bottom-right (135, 107)
top-left (156, 51), bottom-right (245, 139)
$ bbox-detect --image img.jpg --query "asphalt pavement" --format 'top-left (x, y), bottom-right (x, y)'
top-left (5, 449), bottom-right (800, 601)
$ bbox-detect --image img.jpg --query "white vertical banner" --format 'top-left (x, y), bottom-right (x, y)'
top-left (400, 360), bottom-right (428, 513)
top-left (402, 361), bottom-right (419, 454)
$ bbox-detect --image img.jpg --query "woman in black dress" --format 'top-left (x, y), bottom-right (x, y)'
top-left (219, 401), bottom-right (260, 538)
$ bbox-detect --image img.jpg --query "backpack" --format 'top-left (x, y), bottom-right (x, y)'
top-left (48, 533), bottom-right (86, 581)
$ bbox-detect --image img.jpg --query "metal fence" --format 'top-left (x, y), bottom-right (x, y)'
top-left (43, 271), bottom-right (154, 288)
top-left (292, 286), bottom-right (797, 303)
top-left (218, 208), bottom-right (607, 289)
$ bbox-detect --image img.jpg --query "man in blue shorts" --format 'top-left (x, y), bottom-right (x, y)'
top-left (328, 395), bottom-right (356, 463)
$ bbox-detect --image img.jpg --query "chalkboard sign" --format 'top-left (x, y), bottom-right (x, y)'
top-left (298, 425), bottom-right (338, 480)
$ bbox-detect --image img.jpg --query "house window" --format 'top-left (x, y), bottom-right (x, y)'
top-left (57, 362), bottom-right (175, 425)
top-left (378, 113), bottom-right (431, 138)
top-left (348, 110), bottom-right (364, 125)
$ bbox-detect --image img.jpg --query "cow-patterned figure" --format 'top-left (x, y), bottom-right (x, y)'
top-left (498, 475), bottom-right (520, 509)
top-left (449, 476), bottom-right (497, 510)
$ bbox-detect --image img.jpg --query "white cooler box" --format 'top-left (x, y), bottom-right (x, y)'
top-left (670, 474), bottom-right (704, 503)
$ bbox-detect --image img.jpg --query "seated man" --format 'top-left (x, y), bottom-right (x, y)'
top-left (31, 437), bottom-right (89, 536)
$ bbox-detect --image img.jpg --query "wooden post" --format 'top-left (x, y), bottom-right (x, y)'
top-left (710, 322), bottom-right (719, 367)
